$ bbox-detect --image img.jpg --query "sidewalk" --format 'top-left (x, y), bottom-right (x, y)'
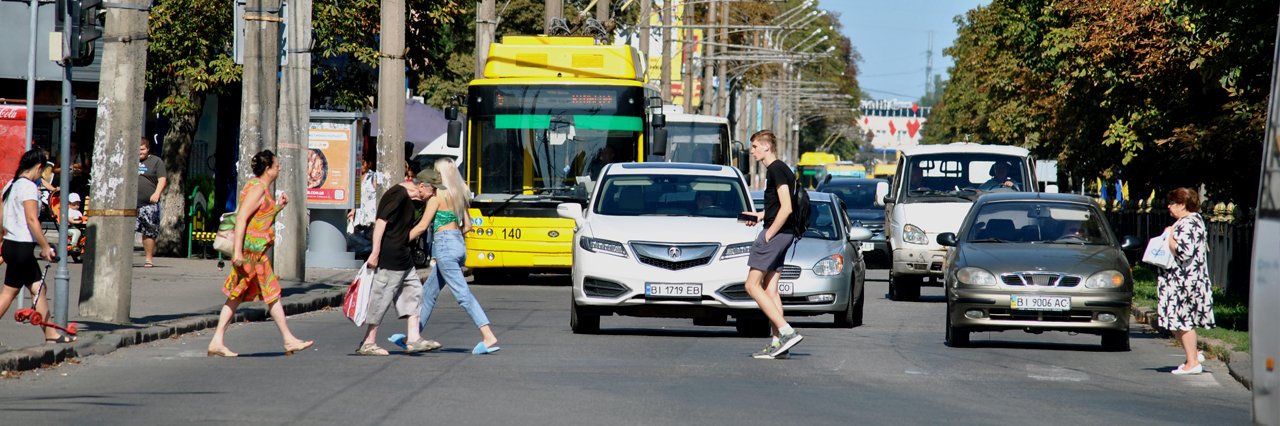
top-left (0, 250), bottom-right (357, 373)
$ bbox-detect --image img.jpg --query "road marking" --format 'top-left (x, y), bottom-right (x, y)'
top-left (1026, 364), bottom-right (1089, 382)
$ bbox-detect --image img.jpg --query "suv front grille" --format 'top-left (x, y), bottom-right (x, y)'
top-left (637, 255), bottom-right (712, 270)
top-left (1001, 273), bottom-right (1082, 287)
top-left (780, 265), bottom-right (802, 280)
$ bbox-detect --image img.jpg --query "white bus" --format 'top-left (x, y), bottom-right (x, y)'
top-left (1252, 9), bottom-right (1280, 424)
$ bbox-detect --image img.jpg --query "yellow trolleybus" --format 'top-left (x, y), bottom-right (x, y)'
top-left (463, 36), bottom-right (658, 278)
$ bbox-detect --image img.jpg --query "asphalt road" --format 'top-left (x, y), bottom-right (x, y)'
top-left (0, 270), bottom-right (1251, 425)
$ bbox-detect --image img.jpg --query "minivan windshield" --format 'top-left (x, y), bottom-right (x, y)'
top-left (594, 175), bottom-right (750, 218)
top-left (967, 201), bottom-right (1111, 245)
top-left (902, 153), bottom-right (1031, 201)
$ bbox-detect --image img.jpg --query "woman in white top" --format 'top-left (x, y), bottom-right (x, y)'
top-left (0, 149), bottom-right (67, 343)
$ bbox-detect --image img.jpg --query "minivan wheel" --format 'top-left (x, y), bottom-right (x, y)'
top-left (570, 299), bottom-right (599, 334)
top-left (945, 305), bottom-right (970, 347)
top-left (889, 272), bottom-right (921, 301)
top-left (1101, 330), bottom-right (1130, 352)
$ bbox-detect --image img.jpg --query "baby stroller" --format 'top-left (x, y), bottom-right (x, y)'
top-left (47, 192), bottom-right (89, 263)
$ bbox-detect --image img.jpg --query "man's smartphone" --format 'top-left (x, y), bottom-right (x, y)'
top-left (738, 212), bottom-right (758, 223)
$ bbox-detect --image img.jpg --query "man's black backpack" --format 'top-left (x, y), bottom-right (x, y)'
top-left (790, 184), bottom-right (811, 238)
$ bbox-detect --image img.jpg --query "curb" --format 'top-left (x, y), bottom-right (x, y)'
top-left (0, 289), bottom-right (345, 374)
top-left (1132, 304), bottom-right (1252, 389)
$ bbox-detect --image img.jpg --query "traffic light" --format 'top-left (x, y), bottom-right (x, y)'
top-left (56, 0), bottom-right (104, 66)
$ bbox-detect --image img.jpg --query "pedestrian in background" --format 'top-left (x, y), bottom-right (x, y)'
top-left (0, 149), bottom-right (71, 344)
top-left (206, 150), bottom-right (313, 357)
top-left (413, 158), bottom-right (500, 354)
top-left (1159, 187), bottom-right (1215, 375)
top-left (347, 157), bottom-right (383, 257)
top-left (137, 138), bottom-right (166, 268)
top-left (739, 130), bottom-right (803, 359)
top-left (356, 169), bottom-right (436, 356)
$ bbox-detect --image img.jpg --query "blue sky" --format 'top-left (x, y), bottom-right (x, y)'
top-left (820, 0), bottom-right (990, 102)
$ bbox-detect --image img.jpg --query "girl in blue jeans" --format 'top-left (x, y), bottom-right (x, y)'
top-left (412, 158), bottom-right (500, 354)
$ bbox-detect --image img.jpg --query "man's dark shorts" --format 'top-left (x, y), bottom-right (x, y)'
top-left (747, 230), bottom-right (795, 272)
top-left (136, 203), bottom-right (160, 239)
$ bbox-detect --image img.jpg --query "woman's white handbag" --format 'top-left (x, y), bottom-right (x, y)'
top-left (1142, 233), bottom-right (1177, 269)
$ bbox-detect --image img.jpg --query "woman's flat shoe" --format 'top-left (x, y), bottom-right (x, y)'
top-left (472, 342), bottom-right (501, 355)
top-left (284, 340), bottom-right (314, 355)
top-left (1171, 363), bottom-right (1203, 375)
top-left (207, 347), bottom-right (239, 357)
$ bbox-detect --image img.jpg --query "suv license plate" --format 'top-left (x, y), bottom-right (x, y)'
top-left (1010, 295), bottom-right (1070, 311)
top-left (779, 281), bottom-right (794, 296)
top-left (645, 283), bottom-right (702, 298)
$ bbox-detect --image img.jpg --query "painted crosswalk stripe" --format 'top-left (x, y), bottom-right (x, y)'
top-left (1027, 364), bottom-right (1089, 382)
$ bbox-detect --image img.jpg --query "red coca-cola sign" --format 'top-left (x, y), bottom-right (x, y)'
top-left (0, 105), bottom-right (27, 121)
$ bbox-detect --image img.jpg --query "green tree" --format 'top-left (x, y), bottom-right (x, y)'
top-left (926, 0), bottom-right (1275, 204)
top-left (145, 0), bottom-right (241, 255)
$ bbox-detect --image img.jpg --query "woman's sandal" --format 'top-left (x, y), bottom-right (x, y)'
top-left (45, 334), bottom-right (76, 344)
top-left (284, 340), bottom-right (315, 355)
top-left (207, 347), bottom-right (239, 357)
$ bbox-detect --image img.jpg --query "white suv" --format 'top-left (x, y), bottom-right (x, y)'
top-left (557, 162), bottom-right (760, 334)
top-left (884, 143), bottom-right (1038, 301)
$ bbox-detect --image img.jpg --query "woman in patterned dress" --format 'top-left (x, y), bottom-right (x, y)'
top-left (206, 151), bottom-right (314, 357)
top-left (1157, 187), bottom-right (1215, 375)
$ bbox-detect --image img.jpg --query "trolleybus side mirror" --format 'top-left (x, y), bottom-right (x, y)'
top-left (446, 105), bottom-right (462, 149)
top-left (649, 97), bottom-right (667, 156)
top-left (732, 141), bottom-right (749, 175)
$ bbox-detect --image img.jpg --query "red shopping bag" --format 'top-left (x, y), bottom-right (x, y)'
top-left (343, 263), bottom-right (374, 325)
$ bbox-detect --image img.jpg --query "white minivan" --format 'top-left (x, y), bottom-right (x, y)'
top-left (883, 143), bottom-right (1038, 301)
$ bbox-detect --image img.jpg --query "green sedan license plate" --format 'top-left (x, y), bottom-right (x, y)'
top-left (1010, 295), bottom-right (1070, 311)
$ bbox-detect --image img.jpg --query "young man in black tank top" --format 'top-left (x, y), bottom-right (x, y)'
top-left (740, 130), bottom-right (803, 359)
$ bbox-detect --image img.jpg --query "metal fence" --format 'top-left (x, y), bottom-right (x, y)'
top-left (1103, 201), bottom-right (1253, 297)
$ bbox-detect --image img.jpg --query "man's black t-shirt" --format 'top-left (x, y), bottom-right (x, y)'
top-left (376, 184), bottom-right (417, 270)
top-left (762, 159), bottom-right (796, 233)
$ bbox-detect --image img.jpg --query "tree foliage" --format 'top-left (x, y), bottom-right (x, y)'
top-left (927, 0), bottom-right (1276, 205)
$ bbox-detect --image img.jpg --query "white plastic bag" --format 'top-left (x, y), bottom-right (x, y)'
top-left (342, 263), bottom-right (376, 326)
top-left (1142, 233), bottom-right (1176, 269)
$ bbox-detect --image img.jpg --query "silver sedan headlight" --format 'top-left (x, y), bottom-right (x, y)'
top-left (579, 236), bottom-right (628, 258)
top-left (813, 254), bottom-right (845, 276)
top-left (1084, 270), bottom-right (1125, 289)
top-left (956, 267), bottom-right (997, 286)
top-left (721, 242), bottom-right (752, 259)
top-left (903, 224), bottom-right (928, 245)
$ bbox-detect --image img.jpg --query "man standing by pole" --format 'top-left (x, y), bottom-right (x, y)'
top-left (137, 139), bottom-right (166, 268)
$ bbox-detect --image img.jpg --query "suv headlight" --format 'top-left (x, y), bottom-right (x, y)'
top-left (956, 267), bottom-right (997, 286)
top-left (903, 224), bottom-right (928, 245)
top-left (579, 237), bottom-right (628, 258)
top-left (1084, 270), bottom-right (1125, 289)
top-left (721, 242), bottom-right (752, 259)
top-left (813, 254), bottom-right (845, 276)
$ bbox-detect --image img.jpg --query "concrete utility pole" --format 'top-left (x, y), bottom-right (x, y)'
top-left (701, 0), bottom-right (716, 115)
top-left (596, 0), bottom-right (608, 21)
top-left (274, 0), bottom-right (312, 281)
top-left (476, 0), bottom-right (496, 79)
top-left (544, 0), bottom-right (562, 34)
top-left (639, 0), bottom-right (650, 63)
top-left (716, 0), bottom-right (728, 117)
top-left (681, 2), bottom-right (693, 111)
top-left (377, 0), bottom-right (406, 192)
top-left (660, 0), bottom-right (672, 100)
top-left (239, 0), bottom-right (282, 181)
top-left (79, 0), bottom-right (150, 323)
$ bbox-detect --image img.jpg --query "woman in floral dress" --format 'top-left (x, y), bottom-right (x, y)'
top-left (206, 150), bottom-right (314, 357)
top-left (1157, 187), bottom-right (1215, 375)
